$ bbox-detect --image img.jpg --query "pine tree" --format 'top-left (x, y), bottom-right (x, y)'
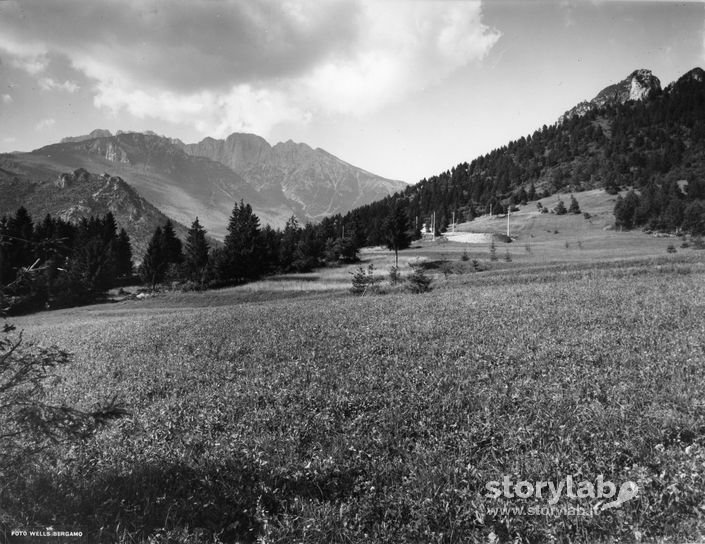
top-left (113, 228), bottom-right (133, 278)
top-left (160, 220), bottom-right (183, 265)
top-left (568, 195), bottom-right (581, 214)
top-left (184, 218), bottom-right (209, 282)
top-left (383, 202), bottom-right (411, 267)
top-left (554, 200), bottom-right (568, 215)
top-left (219, 201), bottom-right (263, 283)
top-left (140, 226), bottom-right (166, 289)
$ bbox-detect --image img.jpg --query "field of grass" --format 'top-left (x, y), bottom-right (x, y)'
top-left (3, 235), bottom-right (705, 543)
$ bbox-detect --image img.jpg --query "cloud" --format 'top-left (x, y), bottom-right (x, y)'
top-left (35, 118), bottom-right (56, 131)
top-left (1, 94), bottom-right (12, 104)
top-left (0, 0), bottom-right (500, 138)
top-left (38, 77), bottom-right (79, 93)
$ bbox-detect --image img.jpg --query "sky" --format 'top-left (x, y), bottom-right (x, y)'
top-left (0, 0), bottom-right (703, 184)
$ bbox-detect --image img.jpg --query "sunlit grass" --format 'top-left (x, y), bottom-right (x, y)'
top-left (5, 249), bottom-right (705, 543)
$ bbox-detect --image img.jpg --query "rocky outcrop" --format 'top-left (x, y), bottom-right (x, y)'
top-left (559, 69), bottom-right (661, 123)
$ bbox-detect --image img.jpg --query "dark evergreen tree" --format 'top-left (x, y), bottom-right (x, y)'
top-left (383, 202), bottom-right (411, 267)
top-left (219, 201), bottom-right (263, 283)
top-left (568, 195), bottom-right (581, 214)
top-left (614, 191), bottom-right (640, 230)
top-left (183, 218), bottom-right (209, 283)
top-left (160, 220), bottom-right (183, 265)
top-left (113, 228), bottom-right (133, 278)
top-left (140, 227), bottom-right (166, 289)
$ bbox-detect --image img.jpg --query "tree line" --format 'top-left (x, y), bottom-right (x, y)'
top-left (138, 200), bottom-right (415, 290)
top-left (0, 208), bottom-right (133, 313)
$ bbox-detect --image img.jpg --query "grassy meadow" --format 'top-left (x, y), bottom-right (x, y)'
top-left (4, 195), bottom-right (705, 543)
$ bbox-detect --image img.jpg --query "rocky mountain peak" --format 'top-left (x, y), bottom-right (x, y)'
top-left (560, 68), bottom-right (661, 123)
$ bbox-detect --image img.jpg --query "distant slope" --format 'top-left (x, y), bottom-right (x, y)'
top-left (178, 132), bottom-right (407, 222)
top-left (0, 164), bottom-right (188, 258)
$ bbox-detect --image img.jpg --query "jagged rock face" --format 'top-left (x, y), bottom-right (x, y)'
top-left (560, 69), bottom-right (661, 123)
top-left (179, 133), bottom-right (407, 222)
top-left (60, 129), bottom-right (113, 144)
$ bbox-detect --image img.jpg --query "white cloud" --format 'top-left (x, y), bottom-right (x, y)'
top-left (1, 94), bottom-right (12, 104)
top-left (38, 77), bottom-right (79, 93)
top-left (0, 0), bottom-right (500, 138)
top-left (35, 118), bottom-right (56, 131)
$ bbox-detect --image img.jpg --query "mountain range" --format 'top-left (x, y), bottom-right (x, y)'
top-left (0, 131), bottom-right (406, 245)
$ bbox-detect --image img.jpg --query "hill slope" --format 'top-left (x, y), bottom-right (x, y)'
top-left (0, 164), bottom-right (188, 257)
top-left (340, 67), bottom-right (705, 245)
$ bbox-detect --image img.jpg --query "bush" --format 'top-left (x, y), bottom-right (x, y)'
top-left (350, 264), bottom-right (380, 295)
top-left (569, 195), bottom-right (581, 214)
top-left (554, 200), bottom-right (568, 215)
top-left (489, 241), bottom-right (498, 261)
top-left (667, 243), bottom-right (677, 254)
top-left (406, 267), bottom-right (432, 293)
top-left (388, 266), bottom-right (402, 285)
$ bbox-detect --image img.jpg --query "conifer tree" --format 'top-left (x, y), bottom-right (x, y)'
top-left (383, 201), bottom-right (411, 267)
top-left (184, 218), bottom-right (209, 282)
top-left (113, 228), bottom-right (133, 278)
top-left (569, 195), bottom-right (581, 214)
top-left (160, 220), bottom-right (183, 265)
top-left (141, 226), bottom-right (166, 289)
top-left (219, 201), bottom-right (263, 283)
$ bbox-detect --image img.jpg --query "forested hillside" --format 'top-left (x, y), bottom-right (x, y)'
top-left (338, 67), bottom-right (705, 244)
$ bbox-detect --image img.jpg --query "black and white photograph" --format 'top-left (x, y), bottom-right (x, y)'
top-left (1, 0), bottom-right (705, 542)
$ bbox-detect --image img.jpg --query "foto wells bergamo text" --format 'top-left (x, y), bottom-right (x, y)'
top-left (10, 530), bottom-right (83, 537)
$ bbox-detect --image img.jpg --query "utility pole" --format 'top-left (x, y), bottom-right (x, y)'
top-left (432, 212), bottom-right (436, 241)
top-left (452, 211), bottom-right (455, 233)
top-left (507, 207), bottom-right (510, 238)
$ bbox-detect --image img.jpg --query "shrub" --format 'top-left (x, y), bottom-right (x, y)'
top-left (460, 249), bottom-right (470, 262)
top-left (406, 267), bottom-right (432, 293)
top-left (350, 264), bottom-right (380, 295)
top-left (554, 200), bottom-right (568, 215)
top-left (667, 243), bottom-right (677, 254)
top-left (389, 266), bottom-right (402, 285)
top-left (489, 241), bottom-right (498, 261)
top-left (569, 195), bottom-right (581, 214)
